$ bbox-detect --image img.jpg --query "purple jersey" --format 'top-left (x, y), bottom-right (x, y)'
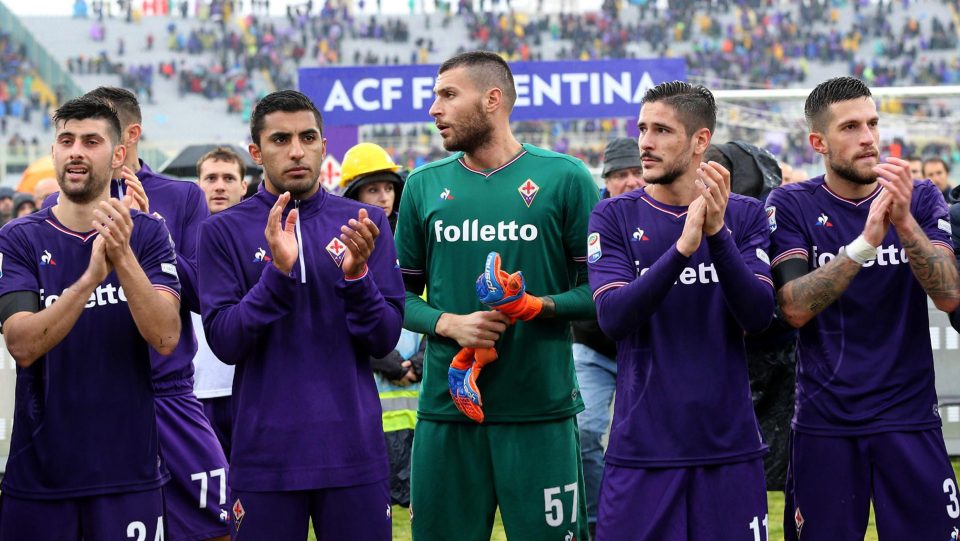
top-left (43, 161), bottom-right (209, 394)
top-left (198, 185), bottom-right (404, 492)
top-left (0, 208), bottom-right (180, 498)
top-left (588, 189), bottom-right (773, 468)
top-left (766, 177), bottom-right (952, 435)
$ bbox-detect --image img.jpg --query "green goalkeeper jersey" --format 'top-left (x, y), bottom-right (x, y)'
top-left (396, 143), bottom-right (600, 423)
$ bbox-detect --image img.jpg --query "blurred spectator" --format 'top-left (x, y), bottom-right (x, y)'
top-left (906, 155), bottom-right (924, 179)
top-left (0, 187), bottom-right (14, 226)
top-left (923, 156), bottom-right (952, 200)
top-left (12, 192), bottom-right (36, 218)
top-left (33, 177), bottom-right (59, 205)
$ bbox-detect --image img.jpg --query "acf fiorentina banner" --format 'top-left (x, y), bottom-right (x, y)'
top-left (298, 59), bottom-right (686, 126)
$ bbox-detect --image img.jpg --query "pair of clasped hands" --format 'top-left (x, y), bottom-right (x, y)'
top-left (265, 191), bottom-right (379, 279)
top-left (85, 166), bottom-right (151, 282)
top-left (676, 160), bottom-right (733, 257)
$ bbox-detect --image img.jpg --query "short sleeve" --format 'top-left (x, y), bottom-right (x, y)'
top-left (0, 225), bottom-right (40, 297)
top-left (766, 187), bottom-right (810, 267)
top-left (912, 180), bottom-right (953, 252)
top-left (133, 214), bottom-right (181, 300)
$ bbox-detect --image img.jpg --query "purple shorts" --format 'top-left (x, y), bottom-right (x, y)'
top-left (230, 481), bottom-right (391, 541)
top-left (200, 395), bottom-right (234, 461)
top-left (156, 393), bottom-right (230, 541)
top-left (784, 429), bottom-right (960, 540)
top-left (597, 459), bottom-right (768, 541)
top-left (0, 488), bottom-right (163, 540)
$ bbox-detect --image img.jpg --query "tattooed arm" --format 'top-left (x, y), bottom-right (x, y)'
top-left (875, 157), bottom-right (960, 312)
top-left (896, 217), bottom-right (960, 312)
top-left (774, 189), bottom-right (893, 328)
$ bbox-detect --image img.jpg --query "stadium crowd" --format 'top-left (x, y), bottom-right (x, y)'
top-left (3, 1), bottom-right (960, 173)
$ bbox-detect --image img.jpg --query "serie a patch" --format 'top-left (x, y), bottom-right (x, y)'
top-left (587, 232), bottom-right (602, 263)
top-left (766, 206), bottom-right (777, 232)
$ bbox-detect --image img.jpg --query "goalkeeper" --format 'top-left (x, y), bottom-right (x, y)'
top-left (395, 51), bottom-right (599, 540)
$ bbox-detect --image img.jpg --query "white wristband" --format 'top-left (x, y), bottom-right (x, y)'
top-left (844, 234), bottom-right (878, 265)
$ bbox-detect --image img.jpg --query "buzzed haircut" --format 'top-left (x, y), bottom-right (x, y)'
top-left (250, 90), bottom-right (324, 145)
top-left (804, 77), bottom-right (872, 132)
top-left (438, 50), bottom-right (517, 112)
top-left (197, 146), bottom-right (247, 179)
top-left (53, 96), bottom-right (122, 145)
top-left (641, 81), bottom-right (716, 136)
top-left (923, 156), bottom-right (951, 174)
top-left (86, 86), bottom-right (142, 126)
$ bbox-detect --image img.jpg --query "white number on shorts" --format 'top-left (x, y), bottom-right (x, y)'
top-left (543, 483), bottom-right (579, 527)
top-left (126, 517), bottom-right (163, 541)
top-left (191, 467), bottom-right (227, 509)
top-left (944, 478), bottom-right (960, 519)
top-left (748, 514), bottom-right (768, 541)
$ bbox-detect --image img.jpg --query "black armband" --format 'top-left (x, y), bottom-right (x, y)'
top-left (0, 291), bottom-right (40, 331)
top-left (771, 257), bottom-right (809, 290)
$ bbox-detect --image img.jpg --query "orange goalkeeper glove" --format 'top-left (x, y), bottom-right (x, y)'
top-left (448, 346), bottom-right (498, 423)
top-left (474, 252), bottom-right (543, 321)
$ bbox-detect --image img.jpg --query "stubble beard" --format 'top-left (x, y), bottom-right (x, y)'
top-left (442, 102), bottom-right (494, 155)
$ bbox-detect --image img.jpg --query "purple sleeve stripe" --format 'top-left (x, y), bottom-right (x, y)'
top-left (771, 248), bottom-right (808, 267)
top-left (344, 266), bottom-right (369, 282)
top-left (400, 268), bottom-right (424, 275)
top-left (932, 240), bottom-right (955, 253)
top-left (153, 284), bottom-right (181, 300)
top-left (756, 274), bottom-right (775, 288)
top-left (592, 281), bottom-right (630, 301)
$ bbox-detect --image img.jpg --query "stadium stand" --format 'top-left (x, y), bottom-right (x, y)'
top-left (1, 0), bottom-right (959, 176)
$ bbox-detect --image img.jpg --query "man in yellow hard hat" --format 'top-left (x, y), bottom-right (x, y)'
top-left (340, 142), bottom-right (421, 509)
top-left (340, 142), bottom-right (404, 231)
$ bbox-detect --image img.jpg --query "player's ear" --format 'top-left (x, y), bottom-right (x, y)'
top-left (693, 127), bottom-right (711, 155)
top-left (248, 143), bottom-right (262, 165)
top-left (485, 87), bottom-right (502, 114)
top-left (112, 143), bottom-right (126, 170)
top-left (126, 123), bottom-right (142, 146)
top-left (809, 132), bottom-right (827, 155)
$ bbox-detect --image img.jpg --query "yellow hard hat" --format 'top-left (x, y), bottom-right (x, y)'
top-left (340, 142), bottom-right (401, 188)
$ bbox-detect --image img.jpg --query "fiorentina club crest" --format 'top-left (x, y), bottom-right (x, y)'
top-left (518, 179), bottom-right (539, 207)
top-left (232, 499), bottom-right (245, 531)
top-left (794, 507), bottom-right (804, 538)
top-left (326, 237), bottom-right (347, 267)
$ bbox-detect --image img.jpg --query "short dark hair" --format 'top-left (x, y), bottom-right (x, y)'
top-left (439, 50), bottom-right (517, 112)
top-left (904, 155), bottom-right (922, 163)
top-left (641, 81), bottom-right (716, 135)
top-left (53, 96), bottom-right (122, 144)
top-left (197, 146), bottom-right (247, 179)
top-left (86, 86), bottom-right (142, 126)
top-left (923, 156), bottom-right (951, 174)
top-left (250, 90), bottom-right (323, 145)
top-left (804, 77), bottom-right (872, 132)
